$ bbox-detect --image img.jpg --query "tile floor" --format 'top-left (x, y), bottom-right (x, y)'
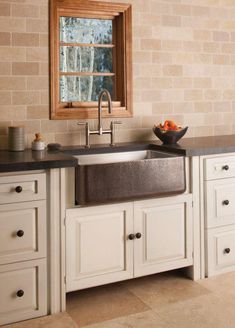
top-left (4, 270), bottom-right (235, 328)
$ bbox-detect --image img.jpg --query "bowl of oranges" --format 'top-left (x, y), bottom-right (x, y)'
top-left (153, 120), bottom-right (188, 144)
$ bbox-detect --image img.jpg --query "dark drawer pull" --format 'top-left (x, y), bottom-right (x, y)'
top-left (223, 165), bottom-right (230, 171)
top-left (135, 232), bottom-right (142, 239)
top-left (128, 234), bottom-right (135, 240)
top-left (16, 290), bottom-right (24, 298)
top-left (224, 248), bottom-right (231, 254)
top-left (16, 230), bottom-right (24, 237)
top-left (15, 186), bottom-right (23, 193)
top-left (223, 200), bottom-right (230, 206)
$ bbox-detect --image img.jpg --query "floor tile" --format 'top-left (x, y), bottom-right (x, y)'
top-left (85, 310), bottom-right (171, 328)
top-left (125, 271), bottom-right (211, 310)
top-left (198, 271), bottom-right (235, 296)
top-left (2, 313), bottom-right (78, 328)
top-left (66, 283), bottom-right (150, 327)
top-left (157, 293), bottom-right (235, 328)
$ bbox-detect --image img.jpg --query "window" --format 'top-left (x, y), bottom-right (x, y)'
top-left (50, 0), bottom-right (133, 119)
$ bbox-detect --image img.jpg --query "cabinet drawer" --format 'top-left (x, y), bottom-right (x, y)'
top-left (0, 259), bottom-right (47, 325)
top-left (0, 173), bottom-right (46, 204)
top-left (206, 226), bottom-right (235, 277)
top-left (0, 201), bottom-right (46, 265)
top-left (205, 178), bottom-right (235, 228)
top-left (204, 156), bottom-right (235, 181)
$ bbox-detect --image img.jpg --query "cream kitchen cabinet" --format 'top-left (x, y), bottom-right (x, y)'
top-left (66, 194), bottom-right (193, 291)
top-left (0, 171), bottom-right (47, 325)
top-left (204, 155), bottom-right (235, 277)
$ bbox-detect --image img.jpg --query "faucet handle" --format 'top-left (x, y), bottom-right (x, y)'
top-left (110, 121), bottom-right (122, 147)
top-left (77, 122), bottom-right (90, 148)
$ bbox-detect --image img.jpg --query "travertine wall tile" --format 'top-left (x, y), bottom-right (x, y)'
top-left (0, 32), bottom-right (10, 45)
top-left (12, 32), bottom-right (39, 46)
top-left (0, 3), bottom-right (10, 16)
top-left (1, 0), bottom-right (235, 147)
top-left (12, 62), bottom-right (39, 76)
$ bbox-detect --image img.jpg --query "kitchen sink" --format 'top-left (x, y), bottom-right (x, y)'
top-left (72, 150), bottom-right (186, 205)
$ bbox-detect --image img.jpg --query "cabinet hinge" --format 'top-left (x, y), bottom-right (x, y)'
top-left (64, 276), bottom-right (66, 284)
top-left (192, 251), bottom-right (194, 259)
top-left (192, 201), bottom-right (194, 208)
top-left (64, 217), bottom-right (66, 226)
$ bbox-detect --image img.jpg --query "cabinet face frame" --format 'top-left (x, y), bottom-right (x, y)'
top-left (50, 0), bottom-right (133, 119)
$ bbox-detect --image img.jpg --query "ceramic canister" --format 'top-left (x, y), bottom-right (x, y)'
top-left (8, 126), bottom-right (25, 151)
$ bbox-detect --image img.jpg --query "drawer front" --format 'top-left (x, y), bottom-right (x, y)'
top-left (0, 259), bottom-right (47, 325)
top-left (0, 173), bottom-right (46, 204)
top-left (206, 226), bottom-right (235, 277)
top-left (205, 178), bottom-right (235, 228)
top-left (0, 201), bottom-right (46, 265)
top-left (205, 156), bottom-right (235, 181)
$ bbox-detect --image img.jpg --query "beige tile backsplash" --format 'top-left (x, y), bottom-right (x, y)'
top-left (0, 0), bottom-right (235, 149)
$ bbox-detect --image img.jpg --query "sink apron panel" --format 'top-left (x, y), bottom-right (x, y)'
top-left (75, 157), bottom-right (186, 205)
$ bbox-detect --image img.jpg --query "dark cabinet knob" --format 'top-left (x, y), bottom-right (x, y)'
top-left (128, 234), bottom-right (135, 240)
top-left (223, 165), bottom-right (230, 171)
top-left (16, 230), bottom-right (24, 237)
top-left (15, 186), bottom-right (23, 193)
top-left (16, 290), bottom-right (24, 297)
top-left (224, 248), bottom-right (231, 254)
top-left (223, 200), bottom-right (230, 206)
top-left (135, 233), bottom-right (142, 239)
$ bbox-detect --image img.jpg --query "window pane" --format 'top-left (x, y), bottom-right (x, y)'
top-left (60, 46), bottom-right (113, 73)
top-left (60, 17), bottom-right (113, 44)
top-left (60, 76), bottom-right (113, 102)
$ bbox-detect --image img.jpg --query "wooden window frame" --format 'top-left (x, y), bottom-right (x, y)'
top-left (50, 0), bottom-right (133, 120)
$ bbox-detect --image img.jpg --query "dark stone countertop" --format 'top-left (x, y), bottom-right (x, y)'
top-left (61, 135), bottom-right (235, 157)
top-left (1, 135), bottom-right (235, 173)
top-left (0, 149), bottom-right (78, 173)
top-left (152, 135), bottom-right (235, 156)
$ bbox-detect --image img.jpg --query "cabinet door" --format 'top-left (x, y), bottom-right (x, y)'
top-left (66, 203), bottom-right (134, 291)
top-left (134, 195), bottom-right (193, 277)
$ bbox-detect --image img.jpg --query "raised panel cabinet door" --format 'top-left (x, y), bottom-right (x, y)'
top-left (0, 201), bottom-right (46, 265)
top-left (134, 195), bottom-right (193, 277)
top-left (205, 178), bottom-right (235, 228)
top-left (0, 259), bottom-right (47, 326)
top-left (66, 202), bottom-right (134, 291)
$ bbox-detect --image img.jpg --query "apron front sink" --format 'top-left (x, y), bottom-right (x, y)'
top-left (74, 150), bottom-right (186, 205)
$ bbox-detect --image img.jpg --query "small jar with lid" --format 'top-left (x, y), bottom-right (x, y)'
top-left (31, 133), bottom-right (45, 151)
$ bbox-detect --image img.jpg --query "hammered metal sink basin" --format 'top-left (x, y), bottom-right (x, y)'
top-left (73, 150), bottom-right (186, 205)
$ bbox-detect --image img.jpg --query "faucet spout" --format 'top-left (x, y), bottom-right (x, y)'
top-left (98, 89), bottom-right (112, 134)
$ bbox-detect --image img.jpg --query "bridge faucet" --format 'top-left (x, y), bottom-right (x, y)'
top-left (77, 89), bottom-right (122, 148)
top-left (98, 89), bottom-right (112, 134)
